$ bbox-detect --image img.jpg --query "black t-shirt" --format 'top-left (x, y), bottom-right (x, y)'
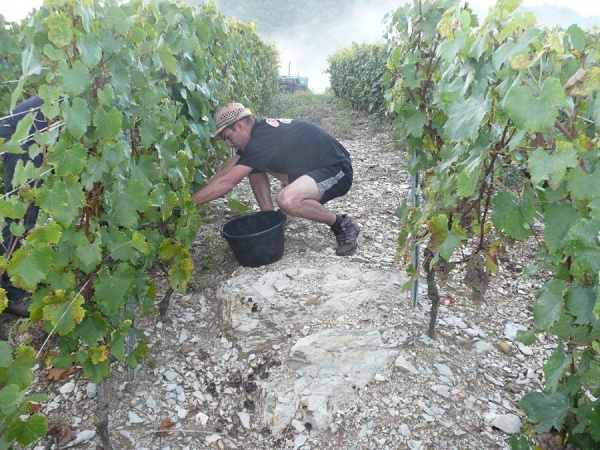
top-left (236, 118), bottom-right (351, 181)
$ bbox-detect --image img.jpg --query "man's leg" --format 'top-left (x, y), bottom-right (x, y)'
top-left (276, 173), bottom-right (359, 256)
top-left (276, 175), bottom-right (336, 225)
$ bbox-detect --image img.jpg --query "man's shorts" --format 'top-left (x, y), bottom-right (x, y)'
top-left (307, 162), bottom-right (353, 205)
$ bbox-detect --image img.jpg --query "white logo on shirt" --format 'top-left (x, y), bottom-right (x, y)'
top-left (266, 118), bottom-right (293, 127)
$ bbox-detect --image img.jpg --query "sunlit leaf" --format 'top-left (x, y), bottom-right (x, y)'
top-left (7, 244), bottom-right (53, 290)
top-left (43, 291), bottom-right (86, 336)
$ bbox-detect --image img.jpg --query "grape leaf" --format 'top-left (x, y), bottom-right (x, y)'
top-left (93, 105), bottom-right (122, 139)
top-left (0, 384), bottom-right (22, 416)
top-left (48, 141), bottom-right (89, 177)
top-left (81, 358), bottom-right (110, 383)
top-left (444, 94), bottom-right (489, 141)
top-left (75, 312), bottom-right (109, 347)
top-left (567, 166), bottom-right (600, 202)
top-left (26, 222), bottom-right (62, 245)
top-left (0, 289), bottom-right (7, 315)
top-left (403, 109), bottom-right (427, 138)
top-left (157, 42), bottom-right (178, 76)
top-left (35, 176), bottom-right (85, 228)
top-left (490, 191), bottom-right (534, 240)
top-left (439, 226), bottom-right (466, 261)
top-left (533, 279), bottom-right (565, 331)
top-left (46, 13), bottom-right (73, 48)
top-left (12, 159), bottom-right (41, 188)
top-left (6, 414), bottom-right (48, 447)
top-left (131, 231), bottom-right (150, 255)
top-left (169, 255), bottom-right (193, 291)
top-left (7, 244), bottom-right (53, 290)
top-left (42, 291), bottom-right (86, 336)
top-left (58, 60), bottom-right (91, 97)
top-left (565, 287), bottom-right (596, 325)
top-left (566, 24), bottom-right (586, 52)
top-left (112, 179), bottom-right (150, 228)
top-left (74, 236), bottom-right (102, 274)
top-left (528, 147), bottom-right (578, 190)
top-left (89, 345), bottom-right (110, 364)
top-left (61, 98), bottom-right (91, 140)
top-left (457, 162), bottom-right (482, 197)
top-left (581, 359), bottom-right (600, 391)
top-left (503, 77), bottom-right (567, 131)
top-left (520, 391), bottom-right (570, 433)
top-left (77, 32), bottom-right (103, 68)
top-left (110, 330), bottom-right (127, 362)
top-left (0, 346), bottom-right (36, 388)
top-left (543, 202), bottom-right (579, 253)
top-left (92, 264), bottom-right (135, 315)
top-left (544, 343), bottom-right (570, 392)
top-left (564, 219), bottom-right (600, 275)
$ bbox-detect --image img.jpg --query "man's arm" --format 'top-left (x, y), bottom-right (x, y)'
top-left (248, 172), bottom-right (274, 210)
top-left (191, 163), bottom-right (253, 207)
top-left (211, 154), bottom-right (240, 181)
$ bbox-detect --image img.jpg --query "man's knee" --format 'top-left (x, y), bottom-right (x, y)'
top-left (276, 189), bottom-right (294, 211)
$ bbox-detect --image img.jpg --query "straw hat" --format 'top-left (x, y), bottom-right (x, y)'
top-left (214, 102), bottom-right (252, 138)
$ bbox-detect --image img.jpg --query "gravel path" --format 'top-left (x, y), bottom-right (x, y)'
top-left (19, 97), bottom-right (550, 450)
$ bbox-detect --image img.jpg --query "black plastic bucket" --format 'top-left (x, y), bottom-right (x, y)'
top-left (221, 209), bottom-right (287, 267)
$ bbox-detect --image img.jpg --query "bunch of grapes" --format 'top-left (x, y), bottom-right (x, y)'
top-left (535, 433), bottom-right (578, 450)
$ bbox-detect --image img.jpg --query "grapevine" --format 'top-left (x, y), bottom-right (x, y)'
top-left (0, 0), bottom-right (279, 447)
top-left (330, 0), bottom-right (600, 446)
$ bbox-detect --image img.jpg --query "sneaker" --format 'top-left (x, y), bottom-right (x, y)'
top-left (331, 214), bottom-right (360, 256)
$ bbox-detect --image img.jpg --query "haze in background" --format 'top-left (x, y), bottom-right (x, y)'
top-left (1, 0), bottom-right (599, 93)
top-left (211, 0), bottom-right (599, 93)
top-left (273, 1), bottom-right (399, 94)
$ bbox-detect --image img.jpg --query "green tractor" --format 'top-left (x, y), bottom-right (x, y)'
top-left (279, 75), bottom-right (309, 94)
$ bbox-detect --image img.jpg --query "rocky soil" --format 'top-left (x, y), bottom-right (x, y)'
top-left (9, 96), bottom-right (552, 450)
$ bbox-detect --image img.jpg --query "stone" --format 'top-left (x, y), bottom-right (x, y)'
top-left (497, 341), bottom-right (511, 353)
top-left (488, 413), bottom-right (522, 434)
top-left (293, 434), bottom-right (308, 449)
top-left (434, 363), bottom-right (454, 379)
top-left (504, 323), bottom-right (527, 341)
top-left (86, 383), bottom-right (97, 399)
top-left (195, 412), bottom-right (209, 426)
top-left (59, 382), bottom-right (75, 395)
top-left (128, 411), bottom-right (144, 424)
top-left (164, 370), bottom-right (179, 382)
top-left (289, 329), bottom-right (398, 388)
top-left (66, 430), bottom-right (96, 447)
top-left (473, 341), bottom-right (494, 353)
top-left (517, 342), bottom-right (534, 356)
top-left (237, 412), bottom-right (251, 429)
